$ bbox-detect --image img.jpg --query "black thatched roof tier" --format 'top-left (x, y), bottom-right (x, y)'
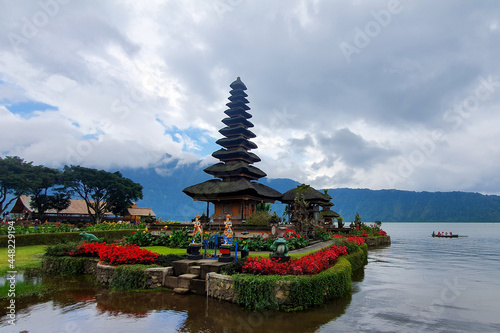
top-left (219, 125), bottom-right (256, 139)
top-left (204, 162), bottom-right (266, 180)
top-left (229, 89), bottom-right (248, 97)
top-left (228, 95), bottom-right (250, 103)
top-left (222, 116), bottom-right (254, 128)
top-left (224, 108), bottom-right (252, 118)
top-left (281, 185), bottom-right (331, 204)
top-left (320, 210), bottom-right (340, 218)
top-left (226, 100), bottom-right (250, 110)
top-left (216, 136), bottom-right (258, 150)
top-left (230, 77), bottom-right (247, 90)
top-left (183, 178), bottom-right (282, 201)
top-left (212, 148), bottom-right (261, 163)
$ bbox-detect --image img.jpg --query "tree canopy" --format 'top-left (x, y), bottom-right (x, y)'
top-left (63, 165), bottom-right (143, 223)
top-left (0, 156), bottom-right (33, 216)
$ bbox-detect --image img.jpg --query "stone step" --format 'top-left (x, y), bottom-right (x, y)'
top-left (173, 287), bottom-right (190, 295)
top-left (178, 273), bottom-right (199, 280)
top-left (173, 259), bottom-right (197, 276)
top-left (188, 266), bottom-right (201, 276)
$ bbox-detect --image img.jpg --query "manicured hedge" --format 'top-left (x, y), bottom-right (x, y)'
top-left (0, 230), bottom-right (136, 247)
top-left (287, 257), bottom-right (352, 310)
top-left (345, 243), bottom-right (368, 271)
top-left (42, 256), bottom-right (88, 276)
top-left (110, 265), bottom-right (149, 290)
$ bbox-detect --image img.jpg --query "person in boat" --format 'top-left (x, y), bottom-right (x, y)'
top-left (437, 232), bottom-right (441, 236)
top-left (432, 231), bottom-right (435, 237)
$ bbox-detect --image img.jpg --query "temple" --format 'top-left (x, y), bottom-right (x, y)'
top-left (183, 77), bottom-right (282, 223)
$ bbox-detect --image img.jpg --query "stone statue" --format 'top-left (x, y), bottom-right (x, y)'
top-left (222, 214), bottom-right (233, 246)
top-left (191, 214), bottom-right (203, 245)
top-left (79, 232), bottom-right (99, 242)
top-left (270, 237), bottom-right (289, 257)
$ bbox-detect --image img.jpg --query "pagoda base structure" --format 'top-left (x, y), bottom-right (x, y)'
top-left (218, 245), bottom-right (234, 262)
top-left (187, 244), bottom-right (203, 260)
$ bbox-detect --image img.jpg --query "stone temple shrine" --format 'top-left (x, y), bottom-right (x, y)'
top-left (183, 77), bottom-right (282, 223)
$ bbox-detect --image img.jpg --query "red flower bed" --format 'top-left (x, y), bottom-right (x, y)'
top-left (332, 234), bottom-right (365, 246)
top-left (378, 230), bottom-right (387, 236)
top-left (69, 242), bottom-right (158, 265)
top-left (242, 245), bottom-right (348, 276)
top-left (69, 241), bottom-right (104, 257)
top-left (98, 243), bottom-right (158, 265)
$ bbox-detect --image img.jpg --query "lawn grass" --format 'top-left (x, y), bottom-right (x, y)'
top-left (141, 246), bottom-right (187, 255)
top-left (0, 245), bottom-right (47, 276)
top-left (0, 280), bottom-right (46, 299)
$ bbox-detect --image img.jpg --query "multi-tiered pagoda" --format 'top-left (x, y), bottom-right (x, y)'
top-left (183, 77), bottom-right (282, 224)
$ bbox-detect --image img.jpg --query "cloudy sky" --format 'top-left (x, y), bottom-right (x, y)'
top-left (1, 0), bottom-right (499, 194)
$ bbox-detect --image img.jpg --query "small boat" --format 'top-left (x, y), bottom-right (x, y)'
top-left (432, 233), bottom-right (459, 238)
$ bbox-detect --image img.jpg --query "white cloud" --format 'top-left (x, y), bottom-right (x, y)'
top-left (1, 0), bottom-right (500, 194)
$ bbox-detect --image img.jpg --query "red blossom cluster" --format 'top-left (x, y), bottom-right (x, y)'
top-left (283, 228), bottom-right (305, 239)
top-left (69, 241), bottom-right (158, 265)
top-left (69, 241), bottom-right (103, 257)
top-left (242, 245), bottom-right (348, 276)
top-left (378, 230), bottom-right (387, 236)
top-left (332, 234), bottom-right (365, 246)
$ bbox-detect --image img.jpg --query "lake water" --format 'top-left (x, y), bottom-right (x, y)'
top-left (1, 222), bottom-right (500, 333)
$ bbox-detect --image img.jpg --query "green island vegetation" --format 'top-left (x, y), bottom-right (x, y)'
top-left (1, 216), bottom-right (386, 311)
top-left (1, 155), bottom-right (390, 310)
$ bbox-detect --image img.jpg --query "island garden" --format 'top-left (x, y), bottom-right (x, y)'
top-left (1, 78), bottom-right (390, 312)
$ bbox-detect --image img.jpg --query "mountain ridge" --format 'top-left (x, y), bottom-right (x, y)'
top-left (120, 165), bottom-right (500, 222)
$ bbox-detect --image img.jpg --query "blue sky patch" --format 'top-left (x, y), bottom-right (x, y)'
top-left (4, 100), bottom-right (58, 118)
top-left (164, 126), bottom-right (219, 157)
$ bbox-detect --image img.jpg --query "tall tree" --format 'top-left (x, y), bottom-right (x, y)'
top-left (0, 156), bottom-right (33, 216)
top-left (63, 165), bottom-right (143, 223)
top-left (27, 165), bottom-right (64, 220)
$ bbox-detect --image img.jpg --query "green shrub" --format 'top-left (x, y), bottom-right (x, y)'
top-left (219, 258), bottom-right (247, 275)
top-left (233, 274), bottom-right (281, 310)
top-left (313, 226), bottom-right (331, 241)
top-left (288, 257), bottom-right (352, 310)
top-left (42, 256), bottom-right (88, 276)
top-left (111, 265), bottom-right (148, 290)
top-left (122, 230), bottom-right (156, 246)
top-left (0, 230), bottom-right (135, 247)
top-left (246, 235), bottom-right (273, 251)
top-left (45, 242), bottom-right (80, 257)
top-left (246, 212), bottom-right (270, 225)
top-left (156, 254), bottom-right (187, 267)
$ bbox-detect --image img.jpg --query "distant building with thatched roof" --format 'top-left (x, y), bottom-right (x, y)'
top-left (10, 195), bottom-right (155, 222)
top-left (183, 77), bottom-right (282, 223)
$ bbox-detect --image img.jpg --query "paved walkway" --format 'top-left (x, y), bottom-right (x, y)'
top-left (251, 239), bottom-right (335, 257)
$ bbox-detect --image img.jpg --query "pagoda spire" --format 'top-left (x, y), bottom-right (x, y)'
top-left (205, 77), bottom-right (266, 181)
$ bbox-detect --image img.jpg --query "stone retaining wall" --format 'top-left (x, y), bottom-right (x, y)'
top-left (206, 272), bottom-right (236, 302)
top-left (364, 235), bottom-right (391, 247)
top-left (95, 262), bottom-right (174, 288)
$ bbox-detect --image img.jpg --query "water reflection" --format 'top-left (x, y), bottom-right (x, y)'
top-left (5, 223), bottom-right (500, 332)
top-left (1, 272), bottom-right (354, 332)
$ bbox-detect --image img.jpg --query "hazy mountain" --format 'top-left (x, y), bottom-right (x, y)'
top-left (122, 164), bottom-right (500, 222)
